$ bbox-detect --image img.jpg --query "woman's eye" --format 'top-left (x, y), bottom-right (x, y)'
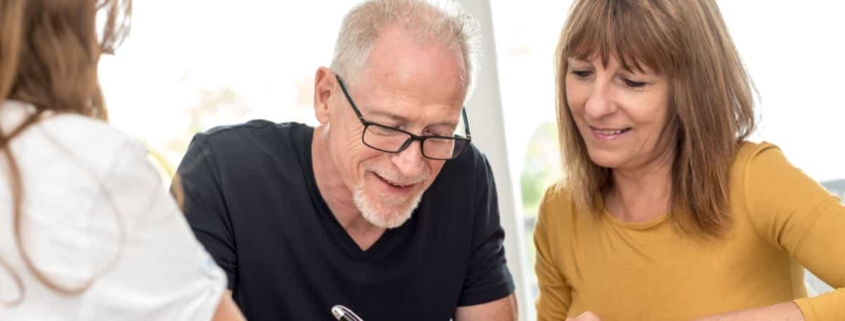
top-left (623, 78), bottom-right (647, 88)
top-left (571, 70), bottom-right (592, 79)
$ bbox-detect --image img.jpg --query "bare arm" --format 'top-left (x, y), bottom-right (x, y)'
top-left (211, 290), bottom-right (245, 321)
top-left (454, 294), bottom-right (517, 321)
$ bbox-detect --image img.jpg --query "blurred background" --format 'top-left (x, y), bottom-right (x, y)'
top-left (98, 1), bottom-right (844, 320)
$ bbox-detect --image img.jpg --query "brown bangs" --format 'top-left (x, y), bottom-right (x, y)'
top-left (561, 0), bottom-right (679, 75)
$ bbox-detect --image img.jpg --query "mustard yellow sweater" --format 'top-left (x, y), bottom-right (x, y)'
top-left (534, 142), bottom-right (844, 321)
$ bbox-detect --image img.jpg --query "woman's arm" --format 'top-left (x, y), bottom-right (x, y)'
top-left (535, 186), bottom-right (574, 321)
top-left (212, 291), bottom-right (245, 321)
top-left (739, 144), bottom-right (845, 321)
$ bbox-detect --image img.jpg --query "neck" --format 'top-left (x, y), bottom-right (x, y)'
top-left (311, 125), bottom-right (385, 250)
top-left (606, 146), bottom-right (675, 223)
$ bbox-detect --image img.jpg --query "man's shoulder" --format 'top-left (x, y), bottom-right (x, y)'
top-left (199, 120), bottom-right (311, 145)
top-left (191, 120), bottom-right (312, 159)
top-left (182, 120), bottom-right (313, 178)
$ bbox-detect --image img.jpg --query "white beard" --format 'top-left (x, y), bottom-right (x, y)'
top-left (353, 184), bottom-right (423, 229)
top-left (352, 166), bottom-right (429, 229)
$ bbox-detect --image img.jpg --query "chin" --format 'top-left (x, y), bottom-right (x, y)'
top-left (353, 186), bottom-right (423, 229)
top-left (586, 149), bottom-right (627, 169)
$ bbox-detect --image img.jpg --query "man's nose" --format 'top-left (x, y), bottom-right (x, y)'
top-left (391, 140), bottom-right (426, 178)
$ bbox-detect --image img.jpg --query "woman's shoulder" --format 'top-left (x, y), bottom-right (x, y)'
top-left (41, 112), bottom-right (139, 156)
top-left (735, 140), bottom-right (784, 164)
top-left (541, 181), bottom-right (575, 208)
top-left (4, 102), bottom-right (173, 241)
top-left (9, 102), bottom-right (143, 169)
top-left (537, 181), bottom-right (582, 227)
top-left (3, 101), bottom-right (154, 190)
top-left (732, 141), bottom-right (792, 178)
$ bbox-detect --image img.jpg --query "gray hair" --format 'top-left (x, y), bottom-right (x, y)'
top-left (330, 0), bottom-right (482, 100)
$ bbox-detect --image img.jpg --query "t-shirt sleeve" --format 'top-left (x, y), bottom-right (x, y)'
top-left (174, 133), bottom-right (238, 290)
top-left (84, 139), bottom-right (228, 320)
top-left (743, 143), bottom-right (845, 320)
top-left (457, 154), bottom-right (515, 306)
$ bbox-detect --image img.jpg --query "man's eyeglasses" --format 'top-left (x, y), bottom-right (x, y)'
top-left (335, 74), bottom-right (472, 161)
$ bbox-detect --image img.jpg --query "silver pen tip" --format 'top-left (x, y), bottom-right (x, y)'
top-left (331, 305), bottom-right (346, 319)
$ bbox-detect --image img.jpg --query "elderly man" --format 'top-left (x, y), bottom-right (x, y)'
top-left (174, 0), bottom-right (517, 320)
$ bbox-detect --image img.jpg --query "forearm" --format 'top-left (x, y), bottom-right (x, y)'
top-left (693, 301), bottom-right (803, 321)
top-left (454, 294), bottom-right (518, 321)
top-left (212, 291), bottom-right (245, 321)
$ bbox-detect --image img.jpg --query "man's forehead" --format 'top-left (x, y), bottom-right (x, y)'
top-left (351, 69), bottom-right (465, 106)
top-left (349, 68), bottom-right (464, 108)
top-left (358, 28), bottom-right (465, 93)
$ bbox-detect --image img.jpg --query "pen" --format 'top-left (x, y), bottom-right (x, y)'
top-left (331, 305), bottom-right (364, 321)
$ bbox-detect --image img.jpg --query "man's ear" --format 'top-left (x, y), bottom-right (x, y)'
top-left (313, 67), bottom-right (335, 125)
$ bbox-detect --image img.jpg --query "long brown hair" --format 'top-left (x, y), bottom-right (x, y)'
top-left (0, 0), bottom-right (131, 306)
top-left (554, 0), bottom-right (755, 235)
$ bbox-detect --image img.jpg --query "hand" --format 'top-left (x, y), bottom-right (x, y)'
top-left (566, 311), bottom-right (602, 321)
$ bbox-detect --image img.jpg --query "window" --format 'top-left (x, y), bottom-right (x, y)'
top-left (489, 0), bottom-right (572, 303)
top-left (99, 0), bottom-right (361, 179)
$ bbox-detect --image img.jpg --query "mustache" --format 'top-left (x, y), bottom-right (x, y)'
top-left (365, 165), bottom-right (430, 186)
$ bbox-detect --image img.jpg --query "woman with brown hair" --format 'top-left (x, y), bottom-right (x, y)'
top-left (534, 0), bottom-right (844, 320)
top-left (0, 0), bottom-right (243, 319)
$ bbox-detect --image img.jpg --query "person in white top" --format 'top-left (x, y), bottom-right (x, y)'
top-left (0, 0), bottom-right (244, 320)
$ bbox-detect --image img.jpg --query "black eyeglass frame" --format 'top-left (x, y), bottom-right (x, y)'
top-left (335, 74), bottom-right (472, 161)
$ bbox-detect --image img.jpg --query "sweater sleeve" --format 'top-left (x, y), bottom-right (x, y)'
top-left (534, 185), bottom-right (573, 321)
top-left (743, 143), bottom-right (845, 321)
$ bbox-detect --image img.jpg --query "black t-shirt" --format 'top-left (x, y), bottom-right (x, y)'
top-left (176, 121), bottom-right (514, 321)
